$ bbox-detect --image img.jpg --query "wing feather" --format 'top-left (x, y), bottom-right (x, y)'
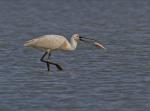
top-left (24, 35), bottom-right (67, 51)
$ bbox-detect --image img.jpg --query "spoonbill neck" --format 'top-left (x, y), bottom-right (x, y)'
top-left (69, 37), bottom-right (78, 50)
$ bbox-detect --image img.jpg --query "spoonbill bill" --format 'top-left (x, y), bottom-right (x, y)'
top-left (24, 34), bottom-right (105, 71)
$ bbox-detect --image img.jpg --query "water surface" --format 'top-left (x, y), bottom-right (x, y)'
top-left (0, 0), bottom-right (150, 111)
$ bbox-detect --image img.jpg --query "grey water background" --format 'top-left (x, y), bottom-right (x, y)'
top-left (0, 0), bottom-right (150, 111)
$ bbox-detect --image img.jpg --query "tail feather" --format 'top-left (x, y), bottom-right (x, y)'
top-left (24, 39), bottom-right (37, 47)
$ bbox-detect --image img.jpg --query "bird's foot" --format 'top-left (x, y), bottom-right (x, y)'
top-left (46, 60), bottom-right (63, 71)
top-left (56, 64), bottom-right (63, 71)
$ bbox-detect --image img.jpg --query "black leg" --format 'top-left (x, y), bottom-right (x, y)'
top-left (46, 52), bottom-right (51, 71)
top-left (40, 52), bottom-right (50, 71)
top-left (46, 62), bottom-right (50, 71)
top-left (40, 52), bottom-right (48, 61)
top-left (40, 52), bottom-right (63, 71)
top-left (47, 60), bottom-right (63, 71)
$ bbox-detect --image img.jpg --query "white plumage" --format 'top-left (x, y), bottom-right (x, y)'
top-left (24, 35), bottom-right (74, 52)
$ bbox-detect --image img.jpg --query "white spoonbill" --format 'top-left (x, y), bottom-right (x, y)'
top-left (24, 34), bottom-right (105, 71)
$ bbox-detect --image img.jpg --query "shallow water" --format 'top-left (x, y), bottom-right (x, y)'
top-left (0, 0), bottom-right (150, 111)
